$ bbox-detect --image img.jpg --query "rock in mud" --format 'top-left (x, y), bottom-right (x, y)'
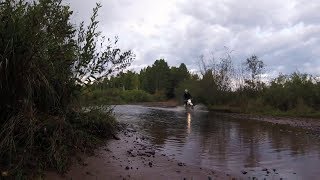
top-left (178, 162), bottom-right (186, 166)
top-left (145, 150), bottom-right (155, 155)
top-left (148, 162), bottom-right (153, 167)
top-left (241, 170), bottom-right (247, 174)
top-left (126, 128), bottom-right (136, 132)
top-left (104, 148), bottom-right (111, 152)
top-left (112, 134), bottom-right (121, 140)
top-left (125, 166), bottom-right (130, 170)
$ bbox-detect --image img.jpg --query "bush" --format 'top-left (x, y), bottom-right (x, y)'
top-left (0, 0), bottom-right (133, 177)
top-left (81, 88), bottom-right (124, 105)
top-left (120, 89), bottom-right (153, 102)
top-left (0, 108), bottom-right (116, 176)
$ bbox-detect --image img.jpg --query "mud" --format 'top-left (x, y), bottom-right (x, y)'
top-left (46, 126), bottom-right (235, 180)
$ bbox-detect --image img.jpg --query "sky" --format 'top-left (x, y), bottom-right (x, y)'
top-left (65, 0), bottom-right (320, 77)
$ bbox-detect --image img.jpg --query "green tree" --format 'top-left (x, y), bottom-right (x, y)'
top-left (244, 55), bottom-right (265, 91)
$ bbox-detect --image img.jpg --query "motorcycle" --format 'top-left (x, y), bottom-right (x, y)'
top-left (185, 99), bottom-right (194, 110)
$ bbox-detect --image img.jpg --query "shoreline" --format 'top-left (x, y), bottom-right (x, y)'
top-left (221, 112), bottom-right (320, 135)
top-left (45, 104), bottom-right (320, 179)
top-left (46, 125), bottom-right (235, 180)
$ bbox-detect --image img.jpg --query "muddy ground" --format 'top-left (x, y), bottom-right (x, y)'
top-left (46, 126), bottom-right (235, 180)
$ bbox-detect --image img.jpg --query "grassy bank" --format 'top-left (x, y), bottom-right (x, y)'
top-left (0, 107), bottom-right (116, 178)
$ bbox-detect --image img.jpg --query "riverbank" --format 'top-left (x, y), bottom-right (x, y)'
top-left (221, 112), bottom-right (320, 135)
top-left (45, 104), bottom-right (320, 179)
top-left (46, 125), bottom-right (234, 180)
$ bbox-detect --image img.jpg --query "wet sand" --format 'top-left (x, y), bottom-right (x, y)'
top-left (46, 127), bottom-right (235, 180)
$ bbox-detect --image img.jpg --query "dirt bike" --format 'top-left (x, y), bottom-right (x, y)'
top-left (184, 99), bottom-right (194, 111)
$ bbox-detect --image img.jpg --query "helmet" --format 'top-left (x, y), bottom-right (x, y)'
top-left (184, 89), bottom-right (188, 92)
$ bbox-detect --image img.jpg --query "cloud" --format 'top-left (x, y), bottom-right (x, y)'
top-left (66, 0), bottom-right (320, 76)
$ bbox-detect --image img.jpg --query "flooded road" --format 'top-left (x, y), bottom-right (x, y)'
top-left (114, 105), bottom-right (320, 180)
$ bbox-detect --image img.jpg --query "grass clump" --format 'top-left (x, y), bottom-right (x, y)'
top-left (0, 108), bottom-right (116, 177)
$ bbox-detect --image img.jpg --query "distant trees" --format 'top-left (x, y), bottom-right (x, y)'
top-left (97, 59), bottom-right (190, 99)
top-left (264, 72), bottom-right (320, 112)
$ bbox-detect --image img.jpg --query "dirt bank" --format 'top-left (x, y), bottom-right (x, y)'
top-left (46, 126), bottom-right (235, 180)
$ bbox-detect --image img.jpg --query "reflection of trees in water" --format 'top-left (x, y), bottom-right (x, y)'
top-left (269, 125), bottom-right (310, 156)
top-left (197, 113), bottom-right (232, 165)
top-left (138, 110), bottom-right (188, 145)
top-left (196, 114), bottom-right (320, 169)
top-left (134, 108), bottom-right (320, 170)
top-left (236, 119), bottom-right (263, 167)
top-left (236, 120), bottom-right (320, 166)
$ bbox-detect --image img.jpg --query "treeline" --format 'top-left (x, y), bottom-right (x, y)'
top-left (89, 52), bottom-right (320, 117)
top-left (84, 59), bottom-right (191, 103)
top-left (0, 0), bottom-right (133, 177)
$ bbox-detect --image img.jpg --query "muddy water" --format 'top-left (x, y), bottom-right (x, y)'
top-left (114, 105), bottom-right (320, 180)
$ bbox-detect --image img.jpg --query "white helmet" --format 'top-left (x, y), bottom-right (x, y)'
top-left (184, 89), bottom-right (188, 93)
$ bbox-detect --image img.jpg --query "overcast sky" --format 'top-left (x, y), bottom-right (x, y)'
top-left (65, 0), bottom-right (320, 76)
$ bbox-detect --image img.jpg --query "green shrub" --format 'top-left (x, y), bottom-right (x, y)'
top-left (0, 0), bottom-right (133, 177)
top-left (0, 108), bottom-right (116, 176)
top-left (120, 89), bottom-right (153, 102)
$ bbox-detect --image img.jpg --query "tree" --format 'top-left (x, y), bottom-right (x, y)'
top-left (152, 59), bottom-right (170, 93)
top-left (73, 4), bottom-right (134, 86)
top-left (244, 55), bottom-right (265, 90)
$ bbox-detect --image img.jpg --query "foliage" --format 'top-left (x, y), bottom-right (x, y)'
top-left (0, 0), bottom-right (133, 176)
top-left (87, 50), bottom-right (320, 118)
top-left (120, 89), bottom-right (153, 102)
top-left (244, 55), bottom-right (265, 91)
top-left (264, 72), bottom-right (320, 111)
top-left (81, 88), bottom-right (154, 105)
top-left (94, 59), bottom-right (190, 100)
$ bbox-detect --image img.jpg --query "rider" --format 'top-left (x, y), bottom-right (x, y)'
top-left (183, 89), bottom-right (192, 106)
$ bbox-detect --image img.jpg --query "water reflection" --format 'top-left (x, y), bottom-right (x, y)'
top-left (187, 112), bottom-right (191, 134)
top-left (115, 105), bottom-right (320, 179)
